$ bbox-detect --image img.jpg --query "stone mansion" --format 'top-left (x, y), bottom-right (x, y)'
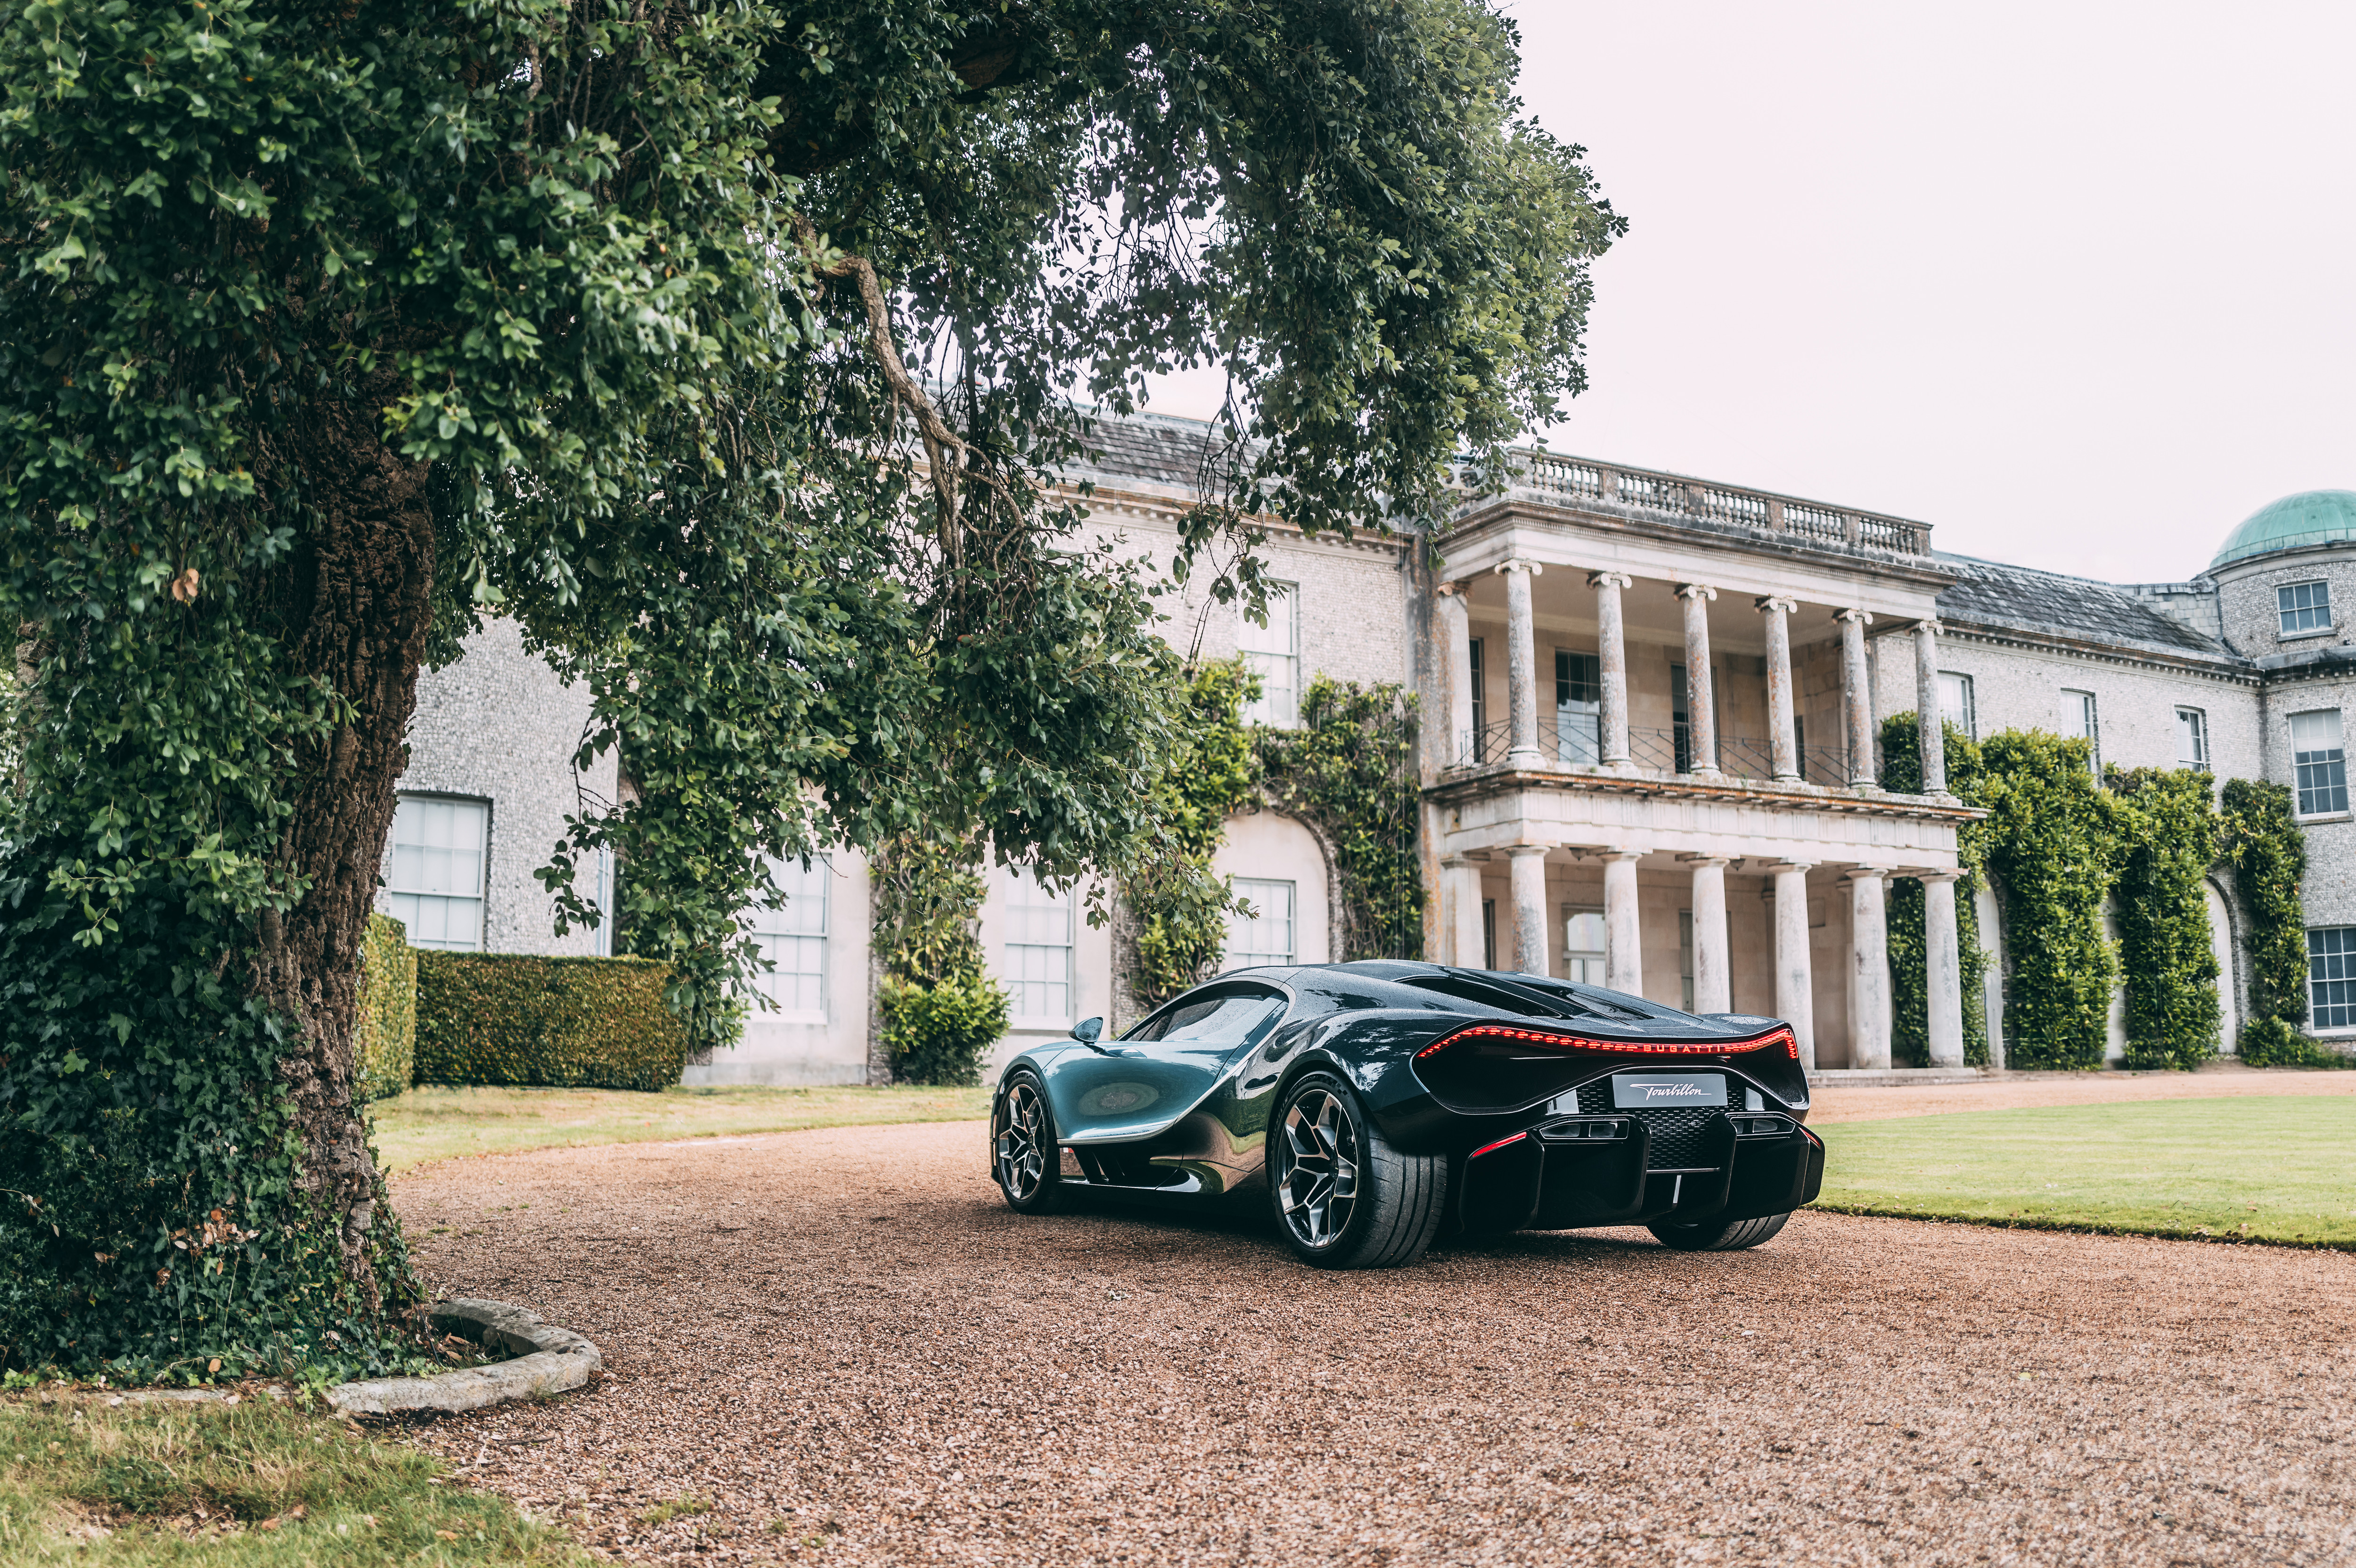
top-left (378, 413), bottom-right (2356, 1082)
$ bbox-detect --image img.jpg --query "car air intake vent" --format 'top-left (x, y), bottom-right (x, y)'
top-left (1398, 975), bottom-right (1566, 1016)
top-left (1573, 1083), bottom-right (1725, 1170)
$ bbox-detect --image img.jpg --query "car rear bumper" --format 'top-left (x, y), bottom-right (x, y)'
top-left (1456, 1110), bottom-right (1824, 1233)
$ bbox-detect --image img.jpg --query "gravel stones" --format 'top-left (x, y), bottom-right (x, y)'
top-left (391, 1113), bottom-right (2356, 1564)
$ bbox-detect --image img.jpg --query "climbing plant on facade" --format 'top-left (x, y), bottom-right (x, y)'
top-left (1876, 713), bottom-right (1989, 1065)
top-left (1974, 732), bottom-right (2123, 1069)
top-left (2107, 767), bottom-right (2223, 1071)
top-left (1122, 663), bottom-right (1260, 1013)
top-left (2219, 779), bottom-right (2325, 1065)
top-left (1259, 678), bottom-right (1425, 962)
top-left (870, 835), bottom-right (1011, 1086)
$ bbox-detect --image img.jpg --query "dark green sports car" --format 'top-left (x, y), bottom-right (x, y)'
top-left (989, 959), bottom-right (1824, 1268)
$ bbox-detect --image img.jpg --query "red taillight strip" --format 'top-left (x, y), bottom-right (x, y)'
top-left (1469, 1131), bottom-right (1528, 1159)
top-left (1415, 1021), bottom-right (1799, 1062)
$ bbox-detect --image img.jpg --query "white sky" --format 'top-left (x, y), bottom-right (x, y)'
top-left (1146, 2), bottom-right (2356, 585)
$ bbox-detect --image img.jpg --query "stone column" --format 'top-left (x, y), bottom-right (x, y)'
top-left (1590, 570), bottom-right (1635, 771)
top-left (1920, 870), bottom-right (1965, 1068)
top-left (1498, 559), bottom-right (1545, 768)
top-left (1677, 582), bottom-right (1720, 777)
top-left (1506, 844), bottom-right (1551, 976)
top-left (1837, 608), bottom-right (1876, 787)
top-left (1437, 585), bottom-right (1474, 766)
top-left (1758, 596), bottom-right (1801, 782)
top-left (1913, 618), bottom-right (1949, 798)
top-left (1767, 861), bottom-right (1817, 1069)
top-left (1845, 868), bottom-right (1891, 1070)
top-left (1441, 856), bottom-right (1486, 968)
top-left (1686, 856), bottom-right (1732, 1014)
top-left (1602, 849), bottom-right (1645, 997)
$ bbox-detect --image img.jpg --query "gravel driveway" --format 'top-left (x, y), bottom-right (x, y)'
top-left (393, 1115), bottom-right (2356, 1566)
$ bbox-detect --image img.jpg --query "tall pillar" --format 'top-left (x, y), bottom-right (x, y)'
top-left (1921, 871), bottom-right (1965, 1068)
top-left (1686, 856), bottom-right (1732, 1014)
top-left (1913, 618), bottom-right (1949, 797)
top-left (1602, 850), bottom-right (1645, 997)
top-left (1441, 856), bottom-right (1486, 968)
top-left (1768, 861), bottom-right (1817, 1069)
top-left (1437, 585), bottom-right (1474, 766)
top-left (1677, 583), bottom-right (1720, 776)
top-left (1758, 596), bottom-right (1801, 782)
top-left (1505, 845), bottom-right (1551, 976)
top-left (1498, 559), bottom-right (1545, 768)
top-left (1590, 570), bottom-right (1634, 771)
top-left (1845, 868), bottom-right (1891, 1070)
top-left (1837, 608), bottom-right (1875, 787)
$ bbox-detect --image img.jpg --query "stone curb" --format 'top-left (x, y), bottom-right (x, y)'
top-left (325, 1298), bottom-right (601, 1417)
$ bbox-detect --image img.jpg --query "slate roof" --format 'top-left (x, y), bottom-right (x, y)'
top-left (1934, 553), bottom-right (2243, 667)
top-left (1064, 409), bottom-right (1252, 493)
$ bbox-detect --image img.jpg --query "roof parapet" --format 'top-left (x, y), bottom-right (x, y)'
top-left (1469, 450), bottom-right (1934, 558)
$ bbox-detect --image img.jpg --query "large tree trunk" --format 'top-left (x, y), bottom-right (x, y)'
top-left (253, 395), bottom-right (437, 1311)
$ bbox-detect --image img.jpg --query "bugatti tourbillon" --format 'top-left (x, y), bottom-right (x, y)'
top-left (989, 960), bottom-right (1824, 1268)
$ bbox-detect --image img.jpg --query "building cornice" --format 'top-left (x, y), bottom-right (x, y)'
top-left (1425, 763), bottom-right (1988, 824)
top-left (1442, 494), bottom-right (1961, 592)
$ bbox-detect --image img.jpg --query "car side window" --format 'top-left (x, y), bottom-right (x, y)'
top-left (1121, 985), bottom-right (1287, 1047)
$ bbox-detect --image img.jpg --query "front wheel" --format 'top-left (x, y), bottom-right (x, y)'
top-left (1647, 1210), bottom-right (1792, 1252)
top-left (993, 1070), bottom-right (1079, 1215)
top-left (1268, 1071), bottom-right (1447, 1269)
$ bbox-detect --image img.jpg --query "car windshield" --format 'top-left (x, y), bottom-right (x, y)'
top-left (1122, 989), bottom-right (1287, 1047)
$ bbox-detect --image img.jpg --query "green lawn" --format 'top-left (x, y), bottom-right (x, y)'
top-left (369, 1082), bottom-right (993, 1174)
top-left (1815, 1096), bottom-right (2356, 1246)
top-left (0, 1395), bottom-right (580, 1565)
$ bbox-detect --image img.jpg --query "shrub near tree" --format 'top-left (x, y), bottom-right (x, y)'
top-left (0, 0), bottom-right (1616, 1375)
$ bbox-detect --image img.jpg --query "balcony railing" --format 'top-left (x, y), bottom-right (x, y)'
top-left (1460, 717), bottom-right (1854, 788)
top-left (1497, 452), bottom-right (1933, 557)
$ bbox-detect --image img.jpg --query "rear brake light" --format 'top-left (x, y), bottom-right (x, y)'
top-left (1415, 1022), bottom-right (1799, 1062)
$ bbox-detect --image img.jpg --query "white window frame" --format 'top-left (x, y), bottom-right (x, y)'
top-left (2060, 689), bottom-right (2100, 776)
top-left (747, 856), bottom-right (830, 1021)
top-left (2176, 707), bottom-right (2209, 771)
top-left (1241, 582), bottom-right (1301, 728)
top-left (384, 794), bottom-right (491, 952)
top-left (2310, 926), bottom-right (2356, 1032)
top-left (2291, 709), bottom-right (2349, 818)
top-left (1003, 865), bottom-right (1075, 1029)
top-left (1225, 878), bottom-right (1297, 969)
top-left (1938, 671), bottom-right (1976, 741)
top-left (2278, 580), bottom-right (2333, 638)
top-left (1560, 906), bottom-right (1605, 987)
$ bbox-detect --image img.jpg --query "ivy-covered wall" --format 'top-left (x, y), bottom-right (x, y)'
top-left (1257, 677), bottom-right (1423, 962)
top-left (868, 834), bottom-right (1009, 1086)
top-left (1876, 713), bottom-right (1990, 1065)
top-left (2219, 779), bottom-right (2334, 1065)
top-left (2108, 767), bottom-right (2223, 1070)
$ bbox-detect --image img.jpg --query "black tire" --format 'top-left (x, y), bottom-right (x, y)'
top-left (1647, 1210), bottom-right (1792, 1252)
top-left (992, 1070), bottom-right (1079, 1215)
top-left (1267, 1070), bottom-right (1447, 1269)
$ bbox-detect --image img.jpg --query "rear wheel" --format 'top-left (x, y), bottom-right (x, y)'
top-left (1647, 1210), bottom-right (1792, 1252)
top-left (993, 1070), bottom-right (1078, 1215)
top-left (1268, 1071), bottom-right (1446, 1269)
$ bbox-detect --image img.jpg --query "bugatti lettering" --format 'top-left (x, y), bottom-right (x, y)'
top-left (989, 965), bottom-right (1822, 1268)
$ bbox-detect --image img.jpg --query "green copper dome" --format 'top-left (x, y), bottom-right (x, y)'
top-left (2212, 490), bottom-right (2356, 570)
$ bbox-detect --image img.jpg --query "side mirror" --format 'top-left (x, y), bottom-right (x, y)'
top-left (1072, 1017), bottom-right (1104, 1044)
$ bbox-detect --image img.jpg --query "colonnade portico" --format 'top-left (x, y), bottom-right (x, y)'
top-left (1428, 484), bottom-right (1982, 1074)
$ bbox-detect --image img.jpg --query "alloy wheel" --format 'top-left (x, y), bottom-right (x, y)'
top-left (995, 1080), bottom-right (1050, 1201)
top-left (1276, 1086), bottom-right (1361, 1249)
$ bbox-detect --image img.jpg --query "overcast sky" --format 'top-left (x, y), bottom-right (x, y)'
top-left (1148, 3), bottom-right (2356, 585)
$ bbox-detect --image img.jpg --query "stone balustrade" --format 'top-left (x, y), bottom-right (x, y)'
top-left (1502, 451), bottom-right (1935, 558)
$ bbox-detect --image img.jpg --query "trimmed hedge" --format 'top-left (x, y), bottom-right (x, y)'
top-left (354, 914), bottom-right (418, 1101)
top-left (876, 970), bottom-right (1011, 1087)
top-left (415, 953), bottom-right (692, 1092)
